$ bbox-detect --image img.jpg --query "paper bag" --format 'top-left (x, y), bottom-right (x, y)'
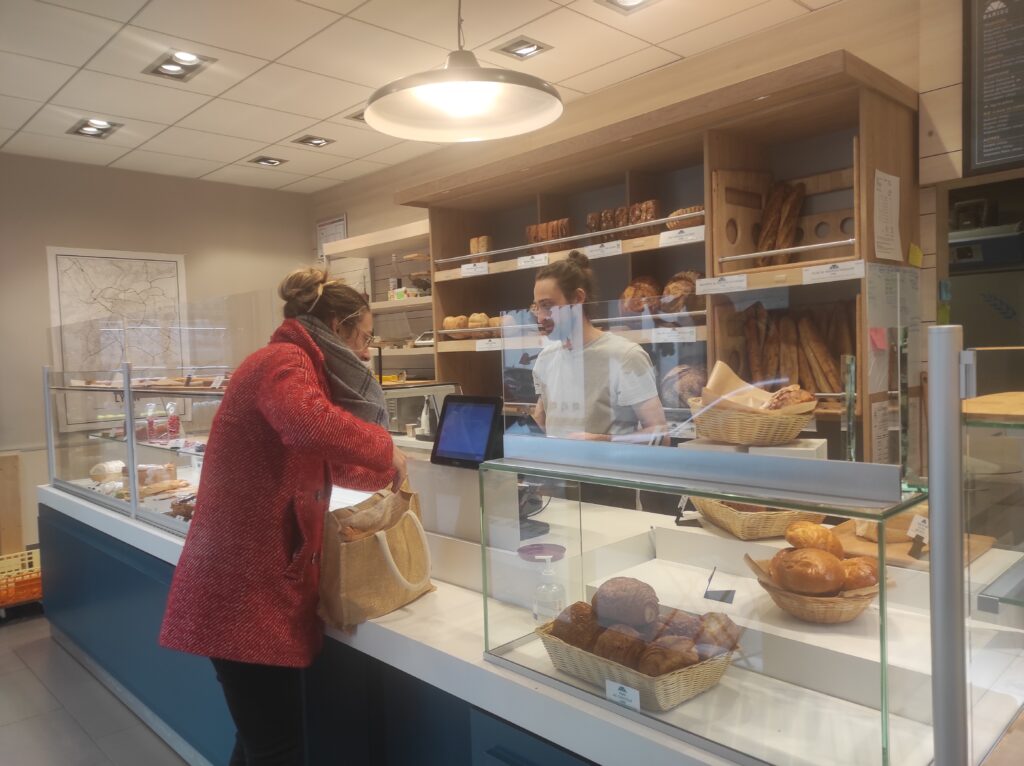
top-left (318, 486), bottom-right (434, 629)
top-left (700, 361), bottom-right (817, 415)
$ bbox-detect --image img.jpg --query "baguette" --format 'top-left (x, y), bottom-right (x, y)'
top-left (797, 345), bottom-right (817, 394)
top-left (756, 183), bottom-right (789, 265)
top-left (744, 313), bottom-right (765, 387)
top-left (761, 316), bottom-right (781, 390)
top-left (776, 182), bottom-right (806, 261)
top-left (754, 302), bottom-right (769, 347)
top-left (798, 317), bottom-right (843, 393)
top-left (834, 304), bottom-right (854, 359)
top-left (779, 316), bottom-right (800, 388)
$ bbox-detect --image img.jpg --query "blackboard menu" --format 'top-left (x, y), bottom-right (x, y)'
top-left (965, 0), bottom-right (1024, 174)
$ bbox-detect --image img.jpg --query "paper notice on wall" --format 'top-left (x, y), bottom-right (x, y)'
top-left (871, 399), bottom-right (891, 464)
top-left (873, 170), bottom-right (902, 261)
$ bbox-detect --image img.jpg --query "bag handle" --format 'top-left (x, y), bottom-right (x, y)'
top-left (374, 511), bottom-right (432, 592)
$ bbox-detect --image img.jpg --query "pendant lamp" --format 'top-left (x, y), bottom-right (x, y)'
top-left (363, 1), bottom-right (563, 143)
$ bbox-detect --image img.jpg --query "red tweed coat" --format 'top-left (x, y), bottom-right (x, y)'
top-left (159, 319), bottom-right (394, 667)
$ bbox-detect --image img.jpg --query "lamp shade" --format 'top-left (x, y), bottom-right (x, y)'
top-left (363, 50), bottom-right (563, 143)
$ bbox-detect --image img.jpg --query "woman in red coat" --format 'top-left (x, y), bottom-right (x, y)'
top-left (160, 268), bottom-right (406, 766)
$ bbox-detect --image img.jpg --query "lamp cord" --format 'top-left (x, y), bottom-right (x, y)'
top-left (457, 0), bottom-right (464, 50)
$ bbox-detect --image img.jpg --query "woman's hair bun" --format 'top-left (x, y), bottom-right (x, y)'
top-left (279, 267), bottom-right (328, 318)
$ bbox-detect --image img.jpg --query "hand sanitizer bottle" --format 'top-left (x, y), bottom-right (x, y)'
top-left (532, 555), bottom-right (566, 625)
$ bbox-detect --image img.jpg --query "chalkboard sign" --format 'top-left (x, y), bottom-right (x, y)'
top-left (965, 0), bottom-right (1024, 175)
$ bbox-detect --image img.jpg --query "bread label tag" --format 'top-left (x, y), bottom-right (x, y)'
top-left (581, 240), bottom-right (622, 259)
top-left (696, 274), bottom-right (747, 295)
top-left (460, 262), bottom-right (488, 277)
top-left (605, 680), bottom-right (640, 711)
top-left (211, 375), bottom-right (225, 389)
top-left (651, 326), bottom-right (697, 344)
top-left (475, 338), bottom-right (502, 351)
top-left (659, 225), bottom-right (705, 248)
top-left (517, 253), bottom-right (548, 270)
top-left (907, 514), bottom-right (929, 545)
top-left (802, 260), bottom-right (865, 285)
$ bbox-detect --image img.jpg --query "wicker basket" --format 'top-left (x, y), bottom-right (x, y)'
top-left (536, 623), bottom-right (733, 711)
top-left (744, 555), bottom-right (877, 624)
top-left (0, 550), bottom-right (42, 609)
top-left (692, 497), bottom-right (825, 540)
top-left (688, 397), bottom-right (812, 447)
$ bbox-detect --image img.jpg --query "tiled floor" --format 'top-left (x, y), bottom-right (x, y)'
top-left (0, 613), bottom-right (187, 766)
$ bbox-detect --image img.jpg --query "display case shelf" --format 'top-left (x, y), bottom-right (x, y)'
top-left (437, 326), bottom-right (708, 354)
top-left (370, 296), bottom-right (433, 314)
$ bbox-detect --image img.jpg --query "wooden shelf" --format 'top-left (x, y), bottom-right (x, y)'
top-left (377, 347), bottom-right (435, 357)
top-left (437, 326), bottom-right (707, 353)
top-left (370, 296), bottom-right (433, 314)
top-left (323, 219), bottom-right (429, 260)
top-left (696, 257), bottom-right (865, 296)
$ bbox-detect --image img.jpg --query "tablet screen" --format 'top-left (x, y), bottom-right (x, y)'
top-left (431, 396), bottom-right (502, 468)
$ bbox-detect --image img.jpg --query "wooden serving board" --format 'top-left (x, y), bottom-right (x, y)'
top-left (963, 392), bottom-right (1024, 424)
top-left (832, 520), bottom-right (996, 571)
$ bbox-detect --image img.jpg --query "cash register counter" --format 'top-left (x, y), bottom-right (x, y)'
top-left (36, 475), bottom-right (726, 766)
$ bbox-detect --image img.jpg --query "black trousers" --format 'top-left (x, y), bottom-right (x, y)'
top-left (211, 657), bottom-right (304, 766)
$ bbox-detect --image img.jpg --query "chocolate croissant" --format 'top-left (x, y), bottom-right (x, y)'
top-left (638, 635), bottom-right (700, 676)
top-left (550, 601), bottom-right (605, 651)
top-left (592, 624), bottom-right (646, 669)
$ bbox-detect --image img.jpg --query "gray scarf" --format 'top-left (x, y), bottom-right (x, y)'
top-left (297, 315), bottom-right (388, 428)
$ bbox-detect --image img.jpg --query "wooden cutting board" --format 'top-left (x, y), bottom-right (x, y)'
top-left (833, 520), bottom-right (995, 571)
top-left (963, 392), bottom-right (1024, 424)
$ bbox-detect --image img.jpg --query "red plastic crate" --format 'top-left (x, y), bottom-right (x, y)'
top-left (0, 549), bottom-right (42, 608)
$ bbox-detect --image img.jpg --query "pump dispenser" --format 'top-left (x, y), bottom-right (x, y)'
top-left (532, 555), bottom-right (566, 625)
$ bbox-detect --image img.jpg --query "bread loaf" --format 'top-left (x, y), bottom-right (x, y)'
top-left (586, 212), bottom-right (600, 233)
top-left (649, 609), bottom-right (703, 641)
top-left (90, 460), bottom-right (125, 483)
top-left (778, 315), bottom-right (799, 387)
top-left (468, 312), bottom-right (490, 331)
top-left (798, 317), bottom-right (843, 393)
top-left (660, 364), bottom-right (707, 409)
top-left (745, 313), bottom-right (765, 387)
top-left (784, 521), bottom-right (844, 558)
top-left (661, 271), bottom-right (704, 313)
top-left (665, 205), bottom-right (705, 230)
top-left (637, 636), bottom-right (700, 676)
top-left (615, 206), bottom-right (629, 229)
top-left (592, 624), bottom-right (646, 669)
top-left (841, 557), bottom-right (879, 590)
top-left (763, 384), bottom-right (816, 410)
top-left (756, 182), bottom-right (789, 261)
top-left (442, 315), bottom-right (469, 339)
top-left (619, 276), bottom-right (661, 314)
top-left (128, 463), bottom-right (178, 486)
top-left (591, 577), bottom-right (659, 627)
top-left (797, 346), bottom-right (817, 394)
top-left (776, 182), bottom-right (806, 261)
top-left (770, 547), bottom-right (845, 596)
top-left (695, 612), bottom-right (741, 660)
top-left (550, 601), bottom-right (605, 651)
top-left (761, 316), bottom-right (781, 390)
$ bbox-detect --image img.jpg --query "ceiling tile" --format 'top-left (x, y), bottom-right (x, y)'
top-left (0, 52), bottom-right (76, 101)
top-left (351, 0), bottom-right (559, 50)
top-left (0, 95), bottom-right (43, 131)
top-left (1, 131), bottom-right (130, 165)
top-left (110, 149), bottom-right (225, 177)
top-left (568, 0), bottom-right (764, 45)
top-left (133, 0), bottom-right (340, 59)
top-left (41, 0), bottom-right (150, 22)
top-left (20, 104), bottom-right (167, 148)
top-left (282, 121), bottom-right (399, 158)
top-left (0, 0), bottom-right (120, 66)
top-left (85, 26), bottom-right (269, 96)
top-left (661, 0), bottom-right (807, 58)
top-left (177, 100), bottom-right (317, 143)
top-left (318, 158), bottom-right (389, 181)
top-left (52, 70), bottom-right (212, 123)
top-left (0, 128), bottom-right (13, 144)
top-left (558, 84), bottom-right (585, 103)
top-left (138, 126), bottom-right (269, 162)
top-left (561, 45), bottom-right (677, 93)
top-left (238, 145), bottom-right (350, 176)
top-left (362, 141), bottom-right (440, 165)
top-left (278, 175), bottom-right (340, 193)
top-left (296, 0), bottom-right (364, 13)
top-left (280, 18), bottom-right (448, 88)
top-left (202, 164), bottom-right (307, 189)
top-left (797, 0), bottom-right (842, 7)
top-left (221, 64), bottom-right (370, 120)
top-left (475, 7), bottom-right (646, 83)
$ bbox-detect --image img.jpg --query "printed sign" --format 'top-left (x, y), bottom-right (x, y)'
top-left (605, 680), bottom-right (640, 711)
top-left (517, 253), bottom-right (548, 270)
top-left (460, 262), bottom-right (489, 277)
top-left (581, 240), bottom-right (623, 259)
top-left (651, 327), bottom-right (697, 343)
top-left (659, 225), bottom-right (705, 248)
top-left (696, 274), bottom-right (748, 294)
top-left (475, 338), bottom-right (502, 351)
top-left (802, 260), bottom-right (865, 284)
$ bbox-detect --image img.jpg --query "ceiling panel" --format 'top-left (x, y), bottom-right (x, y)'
top-left (177, 100), bottom-right (317, 143)
top-left (237, 144), bottom-right (351, 175)
top-left (568, 0), bottom-right (765, 45)
top-left (52, 70), bottom-right (212, 123)
top-left (1, 131), bottom-right (130, 164)
top-left (0, 128), bottom-right (13, 144)
top-left (798, 0), bottom-right (843, 7)
top-left (281, 121), bottom-right (399, 158)
top-left (318, 158), bottom-right (390, 181)
top-left (362, 141), bottom-right (440, 165)
top-left (203, 163), bottom-right (307, 189)
top-left (297, 0), bottom-right (371, 14)
top-left (20, 104), bottom-right (167, 148)
top-left (137, 126), bottom-right (269, 162)
top-left (475, 7), bottom-right (646, 83)
top-left (0, 94), bottom-right (43, 131)
top-left (561, 45), bottom-right (678, 93)
top-left (220, 64), bottom-right (370, 120)
top-left (85, 26), bottom-right (269, 96)
top-left (133, 0), bottom-right (341, 59)
top-left (0, 0), bottom-right (120, 66)
top-left (661, 0), bottom-right (807, 57)
top-left (278, 175), bottom-right (341, 193)
top-left (110, 149), bottom-right (225, 177)
top-left (0, 52), bottom-right (76, 101)
top-left (351, 0), bottom-right (559, 50)
top-left (41, 0), bottom-right (150, 22)
top-left (280, 18), bottom-right (448, 88)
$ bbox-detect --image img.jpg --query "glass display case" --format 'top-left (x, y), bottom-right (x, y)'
top-left (480, 446), bottom-right (933, 765)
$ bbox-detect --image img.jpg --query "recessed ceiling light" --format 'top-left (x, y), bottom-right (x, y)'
top-left (79, 126), bottom-right (101, 135)
top-left (87, 119), bottom-right (111, 129)
top-left (145, 50), bottom-right (215, 82)
top-left (67, 118), bottom-right (122, 139)
top-left (494, 36), bottom-right (551, 60)
top-left (595, 0), bottom-right (661, 14)
top-left (172, 51), bottom-right (200, 66)
top-left (159, 63), bottom-right (184, 75)
top-left (293, 135), bottom-right (334, 148)
top-left (250, 156), bottom-right (287, 167)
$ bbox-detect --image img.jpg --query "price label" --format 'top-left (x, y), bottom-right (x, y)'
top-left (460, 262), bottom-right (489, 278)
top-left (581, 240), bottom-right (623, 259)
top-left (802, 260), bottom-right (865, 285)
top-left (696, 274), bottom-right (748, 295)
top-left (475, 338), bottom-right (502, 351)
top-left (605, 680), bottom-right (640, 712)
top-left (651, 326), bottom-right (697, 344)
top-left (659, 225), bottom-right (705, 248)
top-left (517, 253), bottom-right (548, 270)
top-left (907, 514), bottom-right (929, 545)
top-left (211, 375), bottom-right (225, 389)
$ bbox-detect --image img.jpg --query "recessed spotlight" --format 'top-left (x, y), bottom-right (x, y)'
top-left (80, 126), bottom-right (101, 135)
top-left (160, 63), bottom-right (184, 75)
top-left (145, 50), bottom-right (215, 82)
top-left (595, 0), bottom-right (661, 14)
top-left (67, 118), bottom-right (122, 139)
top-left (87, 119), bottom-right (111, 129)
top-left (293, 135), bottom-right (335, 148)
top-left (494, 36), bottom-right (551, 60)
top-left (250, 156), bottom-right (287, 167)
top-left (172, 51), bottom-right (200, 66)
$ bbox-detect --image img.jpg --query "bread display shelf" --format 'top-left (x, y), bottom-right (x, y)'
top-left (695, 256), bottom-right (864, 295)
top-left (54, 384), bottom-right (226, 396)
top-left (377, 346), bottom-right (435, 357)
top-left (369, 296), bottom-right (433, 314)
top-left (437, 326), bottom-right (708, 353)
top-left (744, 556), bottom-right (879, 624)
top-left (832, 520), bottom-right (996, 571)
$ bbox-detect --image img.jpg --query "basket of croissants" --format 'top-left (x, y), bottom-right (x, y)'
top-left (744, 521), bottom-right (882, 624)
top-left (537, 577), bottom-right (741, 711)
top-left (691, 497), bottom-right (826, 541)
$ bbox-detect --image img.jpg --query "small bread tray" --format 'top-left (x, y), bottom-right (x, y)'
top-left (744, 554), bottom-right (879, 624)
top-left (692, 496), bottom-right (826, 540)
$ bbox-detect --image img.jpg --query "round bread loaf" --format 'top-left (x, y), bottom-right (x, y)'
top-left (764, 384), bottom-right (816, 410)
top-left (659, 364), bottom-right (707, 409)
top-left (592, 624), bottom-right (647, 669)
top-left (770, 547), bottom-right (845, 596)
top-left (468, 312), bottom-right (490, 330)
top-left (591, 576), bottom-right (660, 627)
top-left (549, 601), bottom-right (605, 651)
top-left (784, 521), bottom-right (845, 559)
top-left (637, 635), bottom-right (700, 676)
top-left (619, 276), bottom-right (661, 314)
top-left (841, 556), bottom-right (879, 590)
top-left (661, 271), bottom-right (704, 313)
top-left (442, 314), bottom-right (470, 339)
